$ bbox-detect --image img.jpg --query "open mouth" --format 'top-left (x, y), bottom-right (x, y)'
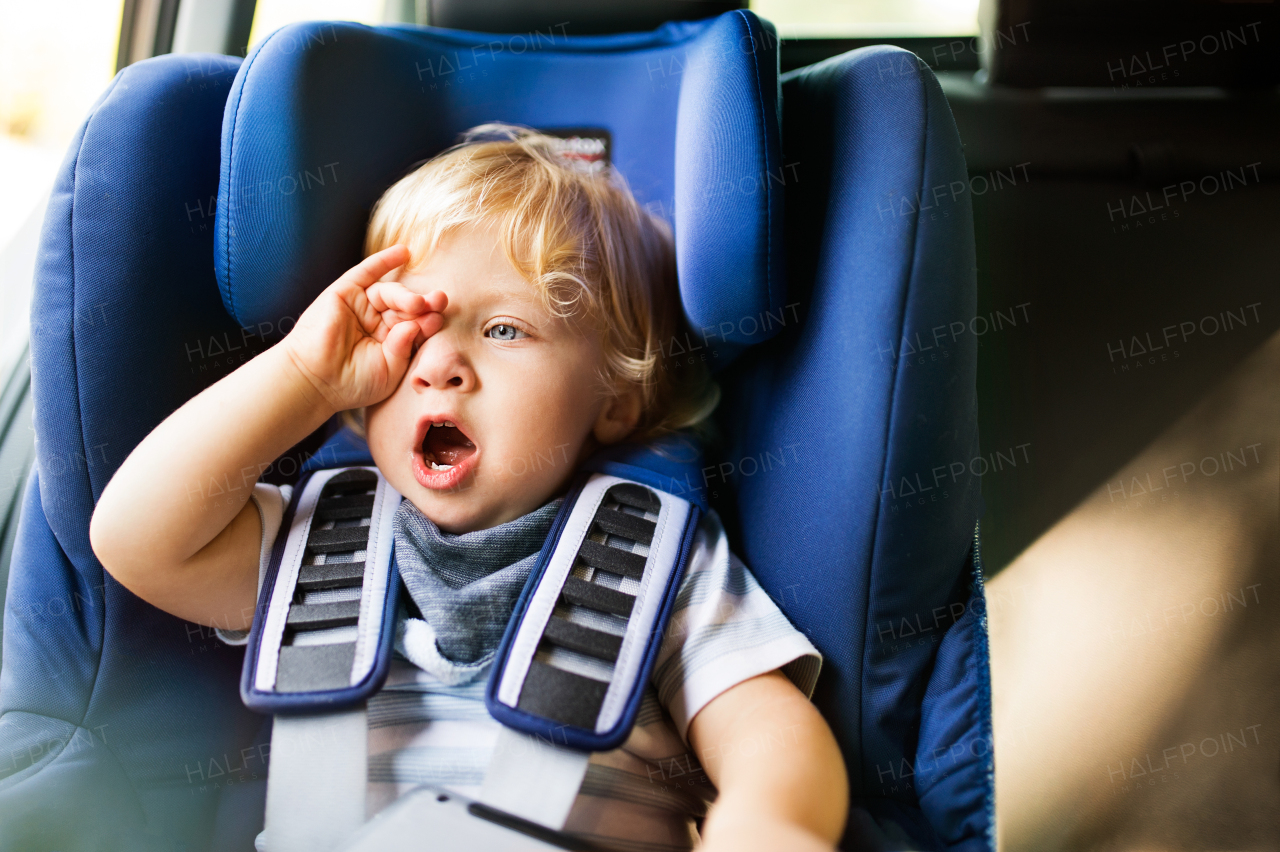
top-left (421, 421), bottom-right (476, 471)
top-left (413, 417), bottom-right (480, 491)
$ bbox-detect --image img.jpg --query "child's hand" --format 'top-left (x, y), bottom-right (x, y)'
top-left (280, 245), bottom-right (446, 413)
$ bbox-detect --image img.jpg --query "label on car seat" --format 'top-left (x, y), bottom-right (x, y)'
top-left (539, 127), bottom-right (611, 173)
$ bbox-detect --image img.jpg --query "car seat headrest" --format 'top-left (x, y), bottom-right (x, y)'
top-left (428, 0), bottom-right (746, 35)
top-left (215, 11), bottom-right (785, 367)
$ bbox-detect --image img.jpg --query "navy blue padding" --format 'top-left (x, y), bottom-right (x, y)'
top-left (214, 12), bottom-right (785, 365)
top-left (715, 47), bottom-right (993, 850)
top-left (301, 425), bottom-right (375, 471)
top-left (1, 54), bottom-right (267, 851)
top-left (580, 432), bottom-right (710, 511)
top-left (915, 544), bottom-right (993, 851)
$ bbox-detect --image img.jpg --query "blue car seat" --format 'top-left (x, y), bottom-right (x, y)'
top-left (0, 9), bottom-right (991, 852)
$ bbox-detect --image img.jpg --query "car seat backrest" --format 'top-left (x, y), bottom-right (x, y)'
top-left (217, 16), bottom-right (994, 850)
top-left (4, 11), bottom-right (994, 852)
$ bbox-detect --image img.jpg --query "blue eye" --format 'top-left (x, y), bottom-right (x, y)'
top-left (486, 323), bottom-right (527, 341)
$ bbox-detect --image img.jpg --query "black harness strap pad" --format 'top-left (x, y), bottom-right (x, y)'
top-left (486, 473), bottom-right (701, 751)
top-left (241, 466), bottom-right (402, 713)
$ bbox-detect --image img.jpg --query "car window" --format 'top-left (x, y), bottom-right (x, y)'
top-left (750, 0), bottom-right (978, 36)
top-left (0, 0), bottom-right (122, 380)
top-left (249, 0), bottom-right (384, 48)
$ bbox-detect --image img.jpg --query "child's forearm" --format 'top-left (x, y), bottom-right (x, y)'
top-left (91, 245), bottom-right (434, 626)
top-left (701, 800), bottom-right (839, 852)
top-left (90, 344), bottom-right (334, 609)
top-left (689, 670), bottom-right (848, 852)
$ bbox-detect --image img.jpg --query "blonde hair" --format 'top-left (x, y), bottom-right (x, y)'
top-left (345, 123), bottom-right (718, 443)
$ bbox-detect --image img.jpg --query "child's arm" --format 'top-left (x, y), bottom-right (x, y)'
top-left (688, 669), bottom-right (848, 852)
top-left (89, 245), bottom-right (441, 630)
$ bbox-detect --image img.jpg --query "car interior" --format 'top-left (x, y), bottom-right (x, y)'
top-left (0, 1), bottom-right (1276, 850)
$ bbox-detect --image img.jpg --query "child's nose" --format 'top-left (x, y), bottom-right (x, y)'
top-left (410, 332), bottom-right (476, 392)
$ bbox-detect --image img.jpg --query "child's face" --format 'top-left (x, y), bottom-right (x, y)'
top-left (365, 224), bottom-right (631, 533)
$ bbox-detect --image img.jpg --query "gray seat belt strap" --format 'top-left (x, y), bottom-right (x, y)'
top-left (264, 708), bottom-right (368, 852)
top-left (478, 727), bottom-right (591, 829)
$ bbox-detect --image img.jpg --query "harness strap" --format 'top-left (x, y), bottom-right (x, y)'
top-left (264, 709), bottom-right (368, 852)
top-left (479, 728), bottom-right (591, 828)
top-left (241, 465), bottom-right (401, 851)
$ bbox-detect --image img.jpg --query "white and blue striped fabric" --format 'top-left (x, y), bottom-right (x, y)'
top-left (227, 482), bottom-right (822, 852)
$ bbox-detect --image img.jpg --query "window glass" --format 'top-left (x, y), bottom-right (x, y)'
top-left (750, 0), bottom-right (979, 37)
top-left (249, 0), bottom-right (386, 49)
top-left (0, 0), bottom-right (124, 377)
top-left (0, 0), bottom-right (123, 243)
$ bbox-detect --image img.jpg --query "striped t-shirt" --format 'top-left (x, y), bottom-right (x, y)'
top-left (227, 481), bottom-right (822, 852)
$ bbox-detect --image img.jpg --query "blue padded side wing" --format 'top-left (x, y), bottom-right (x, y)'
top-left (716, 46), bottom-right (991, 851)
top-left (3, 54), bottom-right (266, 851)
top-left (675, 12), bottom-right (785, 361)
top-left (855, 50), bottom-right (991, 852)
top-left (915, 528), bottom-right (994, 852)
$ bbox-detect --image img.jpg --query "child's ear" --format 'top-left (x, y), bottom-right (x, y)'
top-left (592, 385), bottom-right (642, 446)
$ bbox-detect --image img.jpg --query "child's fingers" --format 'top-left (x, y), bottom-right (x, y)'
top-left (422, 290), bottom-right (448, 314)
top-left (374, 306), bottom-right (430, 340)
top-left (369, 288), bottom-right (444, 346)
top-left (366, 281), bottom-right (426, 315)
top-left (404, 292), bottom-right (446, 349)
top-left (339, 245), bottom-right (410, 291)
top-left (416, 311), bottom-right (444, 340)
top-left (382, 319), bottom-right (420, 369)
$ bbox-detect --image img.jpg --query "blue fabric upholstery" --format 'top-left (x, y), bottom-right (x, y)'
top-left (0, 14), bottom-right (993, 852)
top-left (215, 12), bottom-right (785, 365)
top-left (716, 46), bottom-right (992, 850)
top-left (1, 54), bottom-right (267, 850)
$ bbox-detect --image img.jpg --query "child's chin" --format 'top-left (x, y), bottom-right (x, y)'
top-left (412, 498), bottom-right (490, 535)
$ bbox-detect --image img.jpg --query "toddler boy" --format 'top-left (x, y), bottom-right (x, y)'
top-left (90, 125), bottom-right (847, 852)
